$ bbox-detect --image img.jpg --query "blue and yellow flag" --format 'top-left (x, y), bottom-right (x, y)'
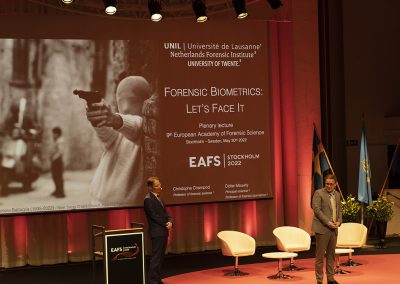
top-left (357, 123), bottom-right (372, 205)
top-left (312, 126), bottom-right (330, 192)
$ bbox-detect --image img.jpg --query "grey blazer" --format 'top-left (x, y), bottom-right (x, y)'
top-left (312, 188), bottom-right (342, 234)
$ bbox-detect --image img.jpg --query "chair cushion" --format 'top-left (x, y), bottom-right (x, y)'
top-left (283, 243), bottom-right (310, 251)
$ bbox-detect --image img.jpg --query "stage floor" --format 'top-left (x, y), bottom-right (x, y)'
top-left (164, 254), bottom-right (400, 284)
top-left (1, 238), bottom-right (399, 284)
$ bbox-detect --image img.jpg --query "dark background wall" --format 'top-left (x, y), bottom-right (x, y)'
top-left (321, 0), bottom-right (400, 196)
top-left (342, 0), bottom-right (400, 194)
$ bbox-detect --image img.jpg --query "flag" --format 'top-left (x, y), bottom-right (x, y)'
top-left (357, 123), bottom-right (372, 205)
top-left (312, 126), bottom-right (330, 192)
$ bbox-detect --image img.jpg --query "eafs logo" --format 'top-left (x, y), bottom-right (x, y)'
top-left (111, 243), bottom-right (140, 261)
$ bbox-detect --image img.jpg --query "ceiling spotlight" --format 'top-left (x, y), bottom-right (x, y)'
top-left (104, 0), bottom-right (117, 15)
top-left (232, 0), bottom-right (248, 19)
top-left (267, 0), bottom-right (283, 10)
top-left (148, 0), bottom-right (162, 22)
top-left (192, 0), bottom-right (207, 23)
top-left (61, 0), bottom-right (74, 3)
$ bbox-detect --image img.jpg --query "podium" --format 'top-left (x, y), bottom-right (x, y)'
top-left (92, 223), bottom-right (146, 284)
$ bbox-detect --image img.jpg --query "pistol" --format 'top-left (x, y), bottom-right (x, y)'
top-left (73, 89), bottom-right (103, 107)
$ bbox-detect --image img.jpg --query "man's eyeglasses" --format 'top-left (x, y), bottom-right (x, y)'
top-left (325, 183), bottom-right (335, 186)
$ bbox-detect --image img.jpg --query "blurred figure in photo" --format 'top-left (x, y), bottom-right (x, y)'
top-left (0, 128), bottom-right (27, 196)
top-left (50, 126), bottom-right (65, 198)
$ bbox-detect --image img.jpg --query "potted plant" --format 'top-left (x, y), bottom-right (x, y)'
top-left (366, 194), bottom-right (394, 248)
top-left (341, 194), bottom-right (361, 223)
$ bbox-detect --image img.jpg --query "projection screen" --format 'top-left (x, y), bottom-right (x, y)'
top-left (0, 17), bottom-right (273, 214)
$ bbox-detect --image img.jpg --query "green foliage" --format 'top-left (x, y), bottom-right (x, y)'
top-left (366, 194), bottom-right (394, 222)
top-left (341, 194), bottom-right (361, 222)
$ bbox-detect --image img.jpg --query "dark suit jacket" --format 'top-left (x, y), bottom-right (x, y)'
top-left (144, 192), bottom-right (172, 238)
top-left (312, 188), bottom-right (342, 234)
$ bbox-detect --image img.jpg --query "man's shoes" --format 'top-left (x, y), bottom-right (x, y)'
top-left (328, 280), bottom-right (339, 284)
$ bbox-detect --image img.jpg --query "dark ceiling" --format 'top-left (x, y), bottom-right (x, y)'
top-left (0, 0), bottom-right (290, 21)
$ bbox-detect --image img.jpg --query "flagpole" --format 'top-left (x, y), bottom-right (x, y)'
top-left (361, 205), bottom-right (364, 225)
top-left (379, 142), bottom-right (400, 196)
top-left (322, 150), bottom-right (344, 200)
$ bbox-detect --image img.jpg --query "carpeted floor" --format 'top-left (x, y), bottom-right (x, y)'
top-left (164, 254), bottom-right (400, 284)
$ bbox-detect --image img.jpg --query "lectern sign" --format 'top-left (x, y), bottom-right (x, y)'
top-left (105, 231), bottom-right (145, 284)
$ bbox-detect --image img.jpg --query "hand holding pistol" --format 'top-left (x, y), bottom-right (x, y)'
top-left (73, 89), bottom-right (103, 108)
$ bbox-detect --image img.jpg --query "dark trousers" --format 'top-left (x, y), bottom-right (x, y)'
top-left (51, 157), bottom-right (64, 196)
top-left (147, 236), bottom-right (168, 284)
top-left (315, 230), bottom-right (337, 283)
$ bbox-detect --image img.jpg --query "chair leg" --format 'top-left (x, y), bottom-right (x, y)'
top-left (341, 251), bottom-right (362, 266)
top-left (268, 258), bottom-right (293, 279)
top-left (282, 256), bottom-right (305, 271)
top-left (335, 254), bottom-right (351, 274)
top-left (224, 256), bottom-right (248, 276)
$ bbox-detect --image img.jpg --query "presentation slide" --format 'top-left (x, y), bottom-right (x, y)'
top-left (0, 20), bottom-right (273, 214)
top-left (158, 36), bottom-right (272, 205)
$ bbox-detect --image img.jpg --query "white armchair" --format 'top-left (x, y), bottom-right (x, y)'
top-left (273, 226), bottom-right (311, 271)
top-left (336, 222), bottom-right (367, 266)
top-left (217, 230), bottom-right (256, 276)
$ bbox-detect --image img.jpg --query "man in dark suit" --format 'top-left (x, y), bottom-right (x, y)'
top-left (312, 173), bottom-right (342, 284)
top-left (144, 176), bottom-right (173, 284)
